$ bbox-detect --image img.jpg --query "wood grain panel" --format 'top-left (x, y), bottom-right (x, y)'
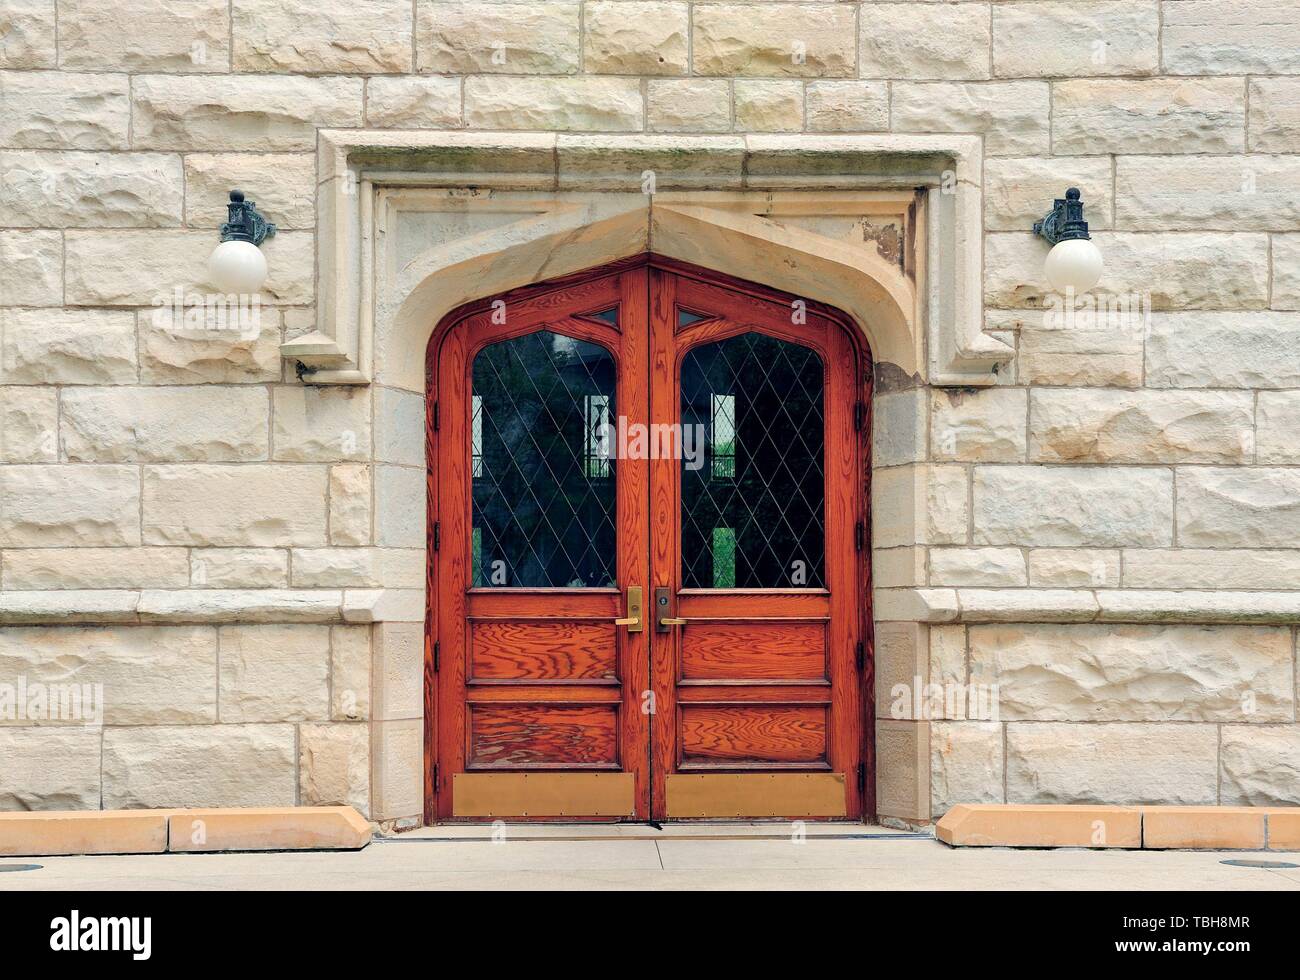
top-left (470, 620), bottom-right (617, 682)
top-left (679, 704), bottom-right (827, 765)
top-left (468, 704), bottom-right (619, 769)
top-left (680, 622), bottom-right (826, 681)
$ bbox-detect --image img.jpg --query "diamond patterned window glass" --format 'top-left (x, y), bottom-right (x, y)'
top-left (472, 330), bottom-right (617, 588)
top-left (680, 332), bottom-right (825, 589)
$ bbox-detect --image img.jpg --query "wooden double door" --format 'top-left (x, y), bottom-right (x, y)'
top-left (427, 257), bottom-right (871, 822)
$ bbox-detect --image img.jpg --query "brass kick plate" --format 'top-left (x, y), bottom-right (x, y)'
top-left (665, 773), bottom-right (848, 818)
top-left (453, 772), bottom-right (636, 817)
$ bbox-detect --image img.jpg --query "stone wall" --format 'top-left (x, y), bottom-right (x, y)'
top-left (2, 0), bottom-right (1300, 822)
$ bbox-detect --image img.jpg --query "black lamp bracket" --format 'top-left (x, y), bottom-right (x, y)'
top-left (1033, 187), bottom-right (1091, 246)
top-left (219, 189), bottom-right (277, 246)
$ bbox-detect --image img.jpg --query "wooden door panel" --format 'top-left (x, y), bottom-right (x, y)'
top-left (469, 620), bottom-right (619, 683)
top-left (679, 704), bottom-right (829, 766)
top-left (467, 704), bottom-right (620, 769)
top-left (679, 622), bottom-right (827, 682)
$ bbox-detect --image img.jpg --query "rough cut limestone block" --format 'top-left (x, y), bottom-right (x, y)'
top-left (233, 0), bottom-right (411, 73)
top-left (1274, 235), bottom-right (1300, 310)
top-left (0, 624), bottom-right (217, 724)
top-left (272, 386), bottom-right (372, 463)
top-left (647, 79), bottom-right (730, 133)
top-left (1220, 726), bottom-right (1300, 806)
top-left (0, 70), bottom-right (130, 149)
top-left (1141, 807), bottom-right (1266, 850)
top-left (142, 464), bottom-right (327, 548)
top-left (372, 621), bottom-right (423, 722)
top-left (329, 464), bottom-right (372, 547)
top-left (218, 624), bottom-right (330, 723)
top-left (1146, 313), bottom-right (1300, 389)
top-left (167, 806), bottom-right (370, 852)
top-left (930, 387), bottom-right (1026, 462)
top-left (139, 312), bottom-right (282, 385)
top-left (61, 386), bottom-right (270, 463)
top-left (1028, 389), bottom-right (1253, 464)
top-left (1257, 392), bottom-right (1300, 463)
top-left (0, 150), bottom-right (182, 228)
top-left (929, 548), bottom-right (1026, 588)
top-left (0, 230), bottom-right (61, 307)
top-left (992, 1), bottom-right (1158, 78)
top-left (872, 390), bottom-right (925, 468)
top-left (0, 386), bottom-right (57, 463)
top-left (365, 76), bottom-right (462, 129)
top-left (132, 74), bottom-right (363, 151)
top-left (331, 624), bottom-right (371, 721)
top-left (891, 81), bottom-right (1050, 156)
top-left (692, 3), bottom-right (855, 77)
top-left (59, 0), bottom-right (229, 71)
top-left (190, 548), bottom-right (289, 589)
top-left (0, 465), bottom-right (139, 547)
top-left (290, 549), bottom-right (382, 589)
top-left (2, 309), bottom-right (137, 385)
top-left (0, 727), bottom-right (101, 811)
top-left (1177, 467), bottom-right (1300, 548)
top-left (1006, 723), bottom-right (1218, 805)
top-left (970, 623), bottom-right (1293, 722)
top-left (805, 81), bottom-right (890, 133)
top-left (928, 624), bottom-right (966, 700)
top-left (876, 719), bottom-right (930, 820)
top-left (984, 232), bottom-right (1269, 311)
top-left (1249, 79), bottom-right (1300, 153)
top-left (1122, 549), bottom-right (1300, 591)
top-left (103, 725), bottom-right (296, 809)
top-left (930, 723), bottom-right (1004, 816)
top-left (874, 622), bottom-right (927, 721)
top-left (0, 0), bottom-right (56, 69)
top-left (373, 387), bottom-right (424, 468)
top-left (733, 80), bottom-right (803, 133)
top-left (859, 1), bottom-right (990, 80)
top-left (1115, 155), bottom-right (1300, 232)
top-left (1028, 548), bottom-right (1120, 588)
top-left (66, 228), bottom-right (312, 306)
top-left (0, 811), bottom-right (169, 856)
top-left (417, 2), bottom-right (578, 74)
top-left (937, 804), bottom-right (1141, 848)
top-left (984, 157), bottom-right (1113, 232)
top-left (3, 548), bottom-right (189, 590)
top-left (872, 464), bottom-right (968, 548)
top-left (464, 76), bottom-right (642, 131)
top-left (299, 725), bottom-right (370, 812)
top-left (973, 465), bottom-right (1172, 547)
top-left (1004, 309), bottom-right (1142, 388)
top-left (1053, 78), bottom-right (1246, 155)
top-left (374, 465), bottom-right (426, 549)
top-left (184, 153), bottom-right (316, 230)
top-left (584, 1), bottom-right (689, 76)
top-left (1162, 0), bottom-right (1300, 75)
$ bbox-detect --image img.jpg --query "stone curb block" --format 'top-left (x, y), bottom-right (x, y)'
top-left (0, 807), bottom-right (371, 857)
top-left (167, 806), bottom-right (372, 853)
top-left (0, 811), bottom-right (169, 857)
top-left (935, 804), bottom-right (1141, 848)
top-left (937, 804), bottom-right (1300, 850)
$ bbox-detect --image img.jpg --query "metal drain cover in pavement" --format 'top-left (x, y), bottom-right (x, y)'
top-left (0, 864), bottom-right (42, 872)
top-left (1220, 859), bottom-right (1300, 869)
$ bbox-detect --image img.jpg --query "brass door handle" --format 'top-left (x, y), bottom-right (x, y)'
top-left (614, 586), bottom-right (643, 633)
top-left (659, 617), bottom-right (688, 627)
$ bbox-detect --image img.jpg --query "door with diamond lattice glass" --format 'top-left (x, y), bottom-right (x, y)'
top-left (429, 257), bottom-right (868, 822)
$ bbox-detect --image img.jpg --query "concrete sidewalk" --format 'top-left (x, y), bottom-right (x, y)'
top-left (2, 823), bottom-right (1299, 890)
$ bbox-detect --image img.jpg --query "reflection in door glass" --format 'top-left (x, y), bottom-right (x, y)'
top-left (472, 330), bottom-right (617, 588)
top-left (681, 332), bottom-right (826, 589)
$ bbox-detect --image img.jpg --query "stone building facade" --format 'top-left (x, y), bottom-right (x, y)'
top-left (1, 0), bottom-right (1299, 826)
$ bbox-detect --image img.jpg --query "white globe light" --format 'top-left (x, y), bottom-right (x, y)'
top-left (1044, 237), bottom-right (1103, 294)
top-left (208, 239), bottom-right (268, 294)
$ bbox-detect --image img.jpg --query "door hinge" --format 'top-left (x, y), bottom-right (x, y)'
top-left (432, 764), bottom-right (440, 794)
top-left (855, 640), bottom-right (865, 671)
top-left (857, 763), bottom-right (866, 794)
top-left (432, 640), bottom-right (439, 673)
top-left (854, 401), bottom-right (865, 432)
top-left (433, 521), bottom-right (440, 551)
top-left (855, 520), bottom-right (864, 552)
top-left (432, 400), bottom-right (439, 432)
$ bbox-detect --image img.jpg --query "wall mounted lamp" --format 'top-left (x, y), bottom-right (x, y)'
top-left (208, 189), bottom-right (276, 294)
top-left (1033, 187), bottom-right (1103, 294)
